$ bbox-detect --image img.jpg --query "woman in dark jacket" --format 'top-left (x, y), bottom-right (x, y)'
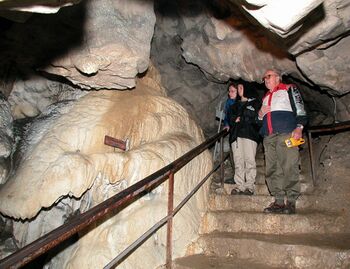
top-left (228, 83), bottom-right (261, 195)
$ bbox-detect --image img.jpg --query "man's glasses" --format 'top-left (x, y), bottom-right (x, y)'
top-left (262, 74), bottom-right (277, 82)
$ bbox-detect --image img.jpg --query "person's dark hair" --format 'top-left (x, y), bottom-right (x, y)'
top-left (243, 84), bottom-right (258, 99)
top-left (228, 81), bottom-right (240, 90)
top-left (234, 81), bottom-right (259, 99)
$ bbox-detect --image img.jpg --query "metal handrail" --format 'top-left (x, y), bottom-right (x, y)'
top-left (0, 130), bottom-right (229, 269)
top-left (307, 120), bottom-right (350, 186)
top-left (104, 153), bottom-right (229, 269)
top-left (307, 120), bottom-right (350, 133)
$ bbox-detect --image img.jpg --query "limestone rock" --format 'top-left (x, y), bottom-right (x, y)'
top-left (181, 14), bottom-right (297, 84)
top-left (8, 75), bottom-right (86, 119)
top-left (336, 93), bottom-right (350, 122)
top-left (296, 35), bottom-right (350, 94)
top-left (0, 78), bottom-right (211, 268)
top-left (0, 94), bottom-right (13, 158)
top-left (317, 132), bottom-right (350, 224)
top-left (151, 13), bottom-right (228, 136)
top-left (0, 0), bottom-right (155, 91)
top-left (41, 0), bottom-right (156, 90)
top-left (287, 0), bottom-right (350, 94)
top-left (288, 0), bottom-right (350, 55)
top-left (0, 215), bottom-right (18, 260)
top-left (0, 0), bottom-right (81, 14)
top-left (240, 0), bottom-right (324, 37)
top-left (0, 94), bottom-right (13, 185)
top-left (224, 0), bottom-right (350, 96)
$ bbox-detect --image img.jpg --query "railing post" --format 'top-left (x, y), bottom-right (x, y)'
top-left (166, 172), bottom-right (174, 269)
top-left (307, 131), bottom-right (317, 186)
top-left (220, 135), bottom-right (224, 188)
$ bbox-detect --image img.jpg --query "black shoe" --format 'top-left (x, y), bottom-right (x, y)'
top-left (243, 189), bottom-right (254, 196)
top-left (263, 202), bottom-right (285, 214)
top-left (231, 189), bottom-right (244, 195)
top-left (283, 202), bottom-right (296, 214)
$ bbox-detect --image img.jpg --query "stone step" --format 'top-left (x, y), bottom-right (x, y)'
top-left (223, 171), bottom-right (312, 184)
top-left (191, 232), bottom-right (350, 269)
top-left (172, 254), bottom-right (279, 269)
top-left (256, 157), bottom-right (265, 167)
top-left (254, 171), bottom-right (265, 184)
top-left (223, 181), bottom-right (313, 196)
top-left (209, 194), bottom-right (320, 212)
top-left (200, 211), bottom-right (348, 235)
top-left (224, 170), bottom-right (312, 185)
top-left (258, 170), bottom-right (312, 183)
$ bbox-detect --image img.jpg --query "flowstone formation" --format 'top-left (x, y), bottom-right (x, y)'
top-left (0, 77), bottom-right (212, 268)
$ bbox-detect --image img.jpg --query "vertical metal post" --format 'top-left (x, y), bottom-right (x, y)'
top-left (166, 172), bottom-right (174, 269)
top-left (220, 136), bottom-right (224, 188)
top-left (307, 131), bottom-right (316, 186)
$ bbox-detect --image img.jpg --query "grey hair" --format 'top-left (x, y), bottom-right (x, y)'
top-left (268, 68), bottom-right (283, 76)
top-left (262, 68), bottom-right (286, 82)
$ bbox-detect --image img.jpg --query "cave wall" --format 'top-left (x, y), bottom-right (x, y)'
top-left (0, 0), bottom-right (349, 268)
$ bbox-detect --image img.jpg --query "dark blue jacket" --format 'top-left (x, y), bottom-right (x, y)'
top-left (223, 98), bottom-right (236, 127)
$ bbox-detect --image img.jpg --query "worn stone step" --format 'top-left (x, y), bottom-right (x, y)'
top-left (222, 171), bottom-right (267, 185)
top-left (223, 181), bottom-right (313, 196)
top-left (209, 193), bottom-right (320, 212)
top-left (221, 155), bottom-right (311, 186)
top-left (191, 232), bottom-right (350, 269)
top-left (224, 171), bottom-right (312, 186)
top-left (200, 211), bottom-right (348, 235)
top-left (172, 254), bottom-right (279, 269)
top-left (257, 170), bottom-right (312, 183)
top-left (254, 171), bottom-right (265, 184)
top-left (256, 157), bottom-right (265, 167)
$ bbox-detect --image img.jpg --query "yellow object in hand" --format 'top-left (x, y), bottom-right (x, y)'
top-left (285, 137), bottom-right (305, 148)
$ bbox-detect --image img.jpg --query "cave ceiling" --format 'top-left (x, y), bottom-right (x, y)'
top-left (0, 0), bottom-right (348, 96)
top-left (0, 0), bottom-right (348, 125)
top-left (0, 0), bottom-right (350, 95)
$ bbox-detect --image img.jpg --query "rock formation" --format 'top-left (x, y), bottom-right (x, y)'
top-left (0, 0), bottom-right (156, 90)
top-left (239, 0), bottom-right (324, 37)
top-left (8, 75), bottom-right (85, 119)
top-left (0, 0), bottom-right (81, 14)
top-left (0, 0), bottom-right (349, 268)
top-left (0, 74), bottom-right (211, 268)
top-left (0, 93), bottom-right (13, 184)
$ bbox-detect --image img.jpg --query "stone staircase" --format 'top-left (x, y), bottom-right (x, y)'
top-left (172, 146), bottom-right (350, 269)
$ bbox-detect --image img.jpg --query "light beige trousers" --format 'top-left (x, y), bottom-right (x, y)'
top-left (231, 137), bottom-right (257, 191)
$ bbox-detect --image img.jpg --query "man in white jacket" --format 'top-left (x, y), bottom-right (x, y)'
top-left (258, 69), bottom-right (307, 214)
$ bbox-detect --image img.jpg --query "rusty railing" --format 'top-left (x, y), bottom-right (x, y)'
top-left (0, 130), bottom-right (229, 269)
top-left (307, 120), bottom-right (350, 186)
